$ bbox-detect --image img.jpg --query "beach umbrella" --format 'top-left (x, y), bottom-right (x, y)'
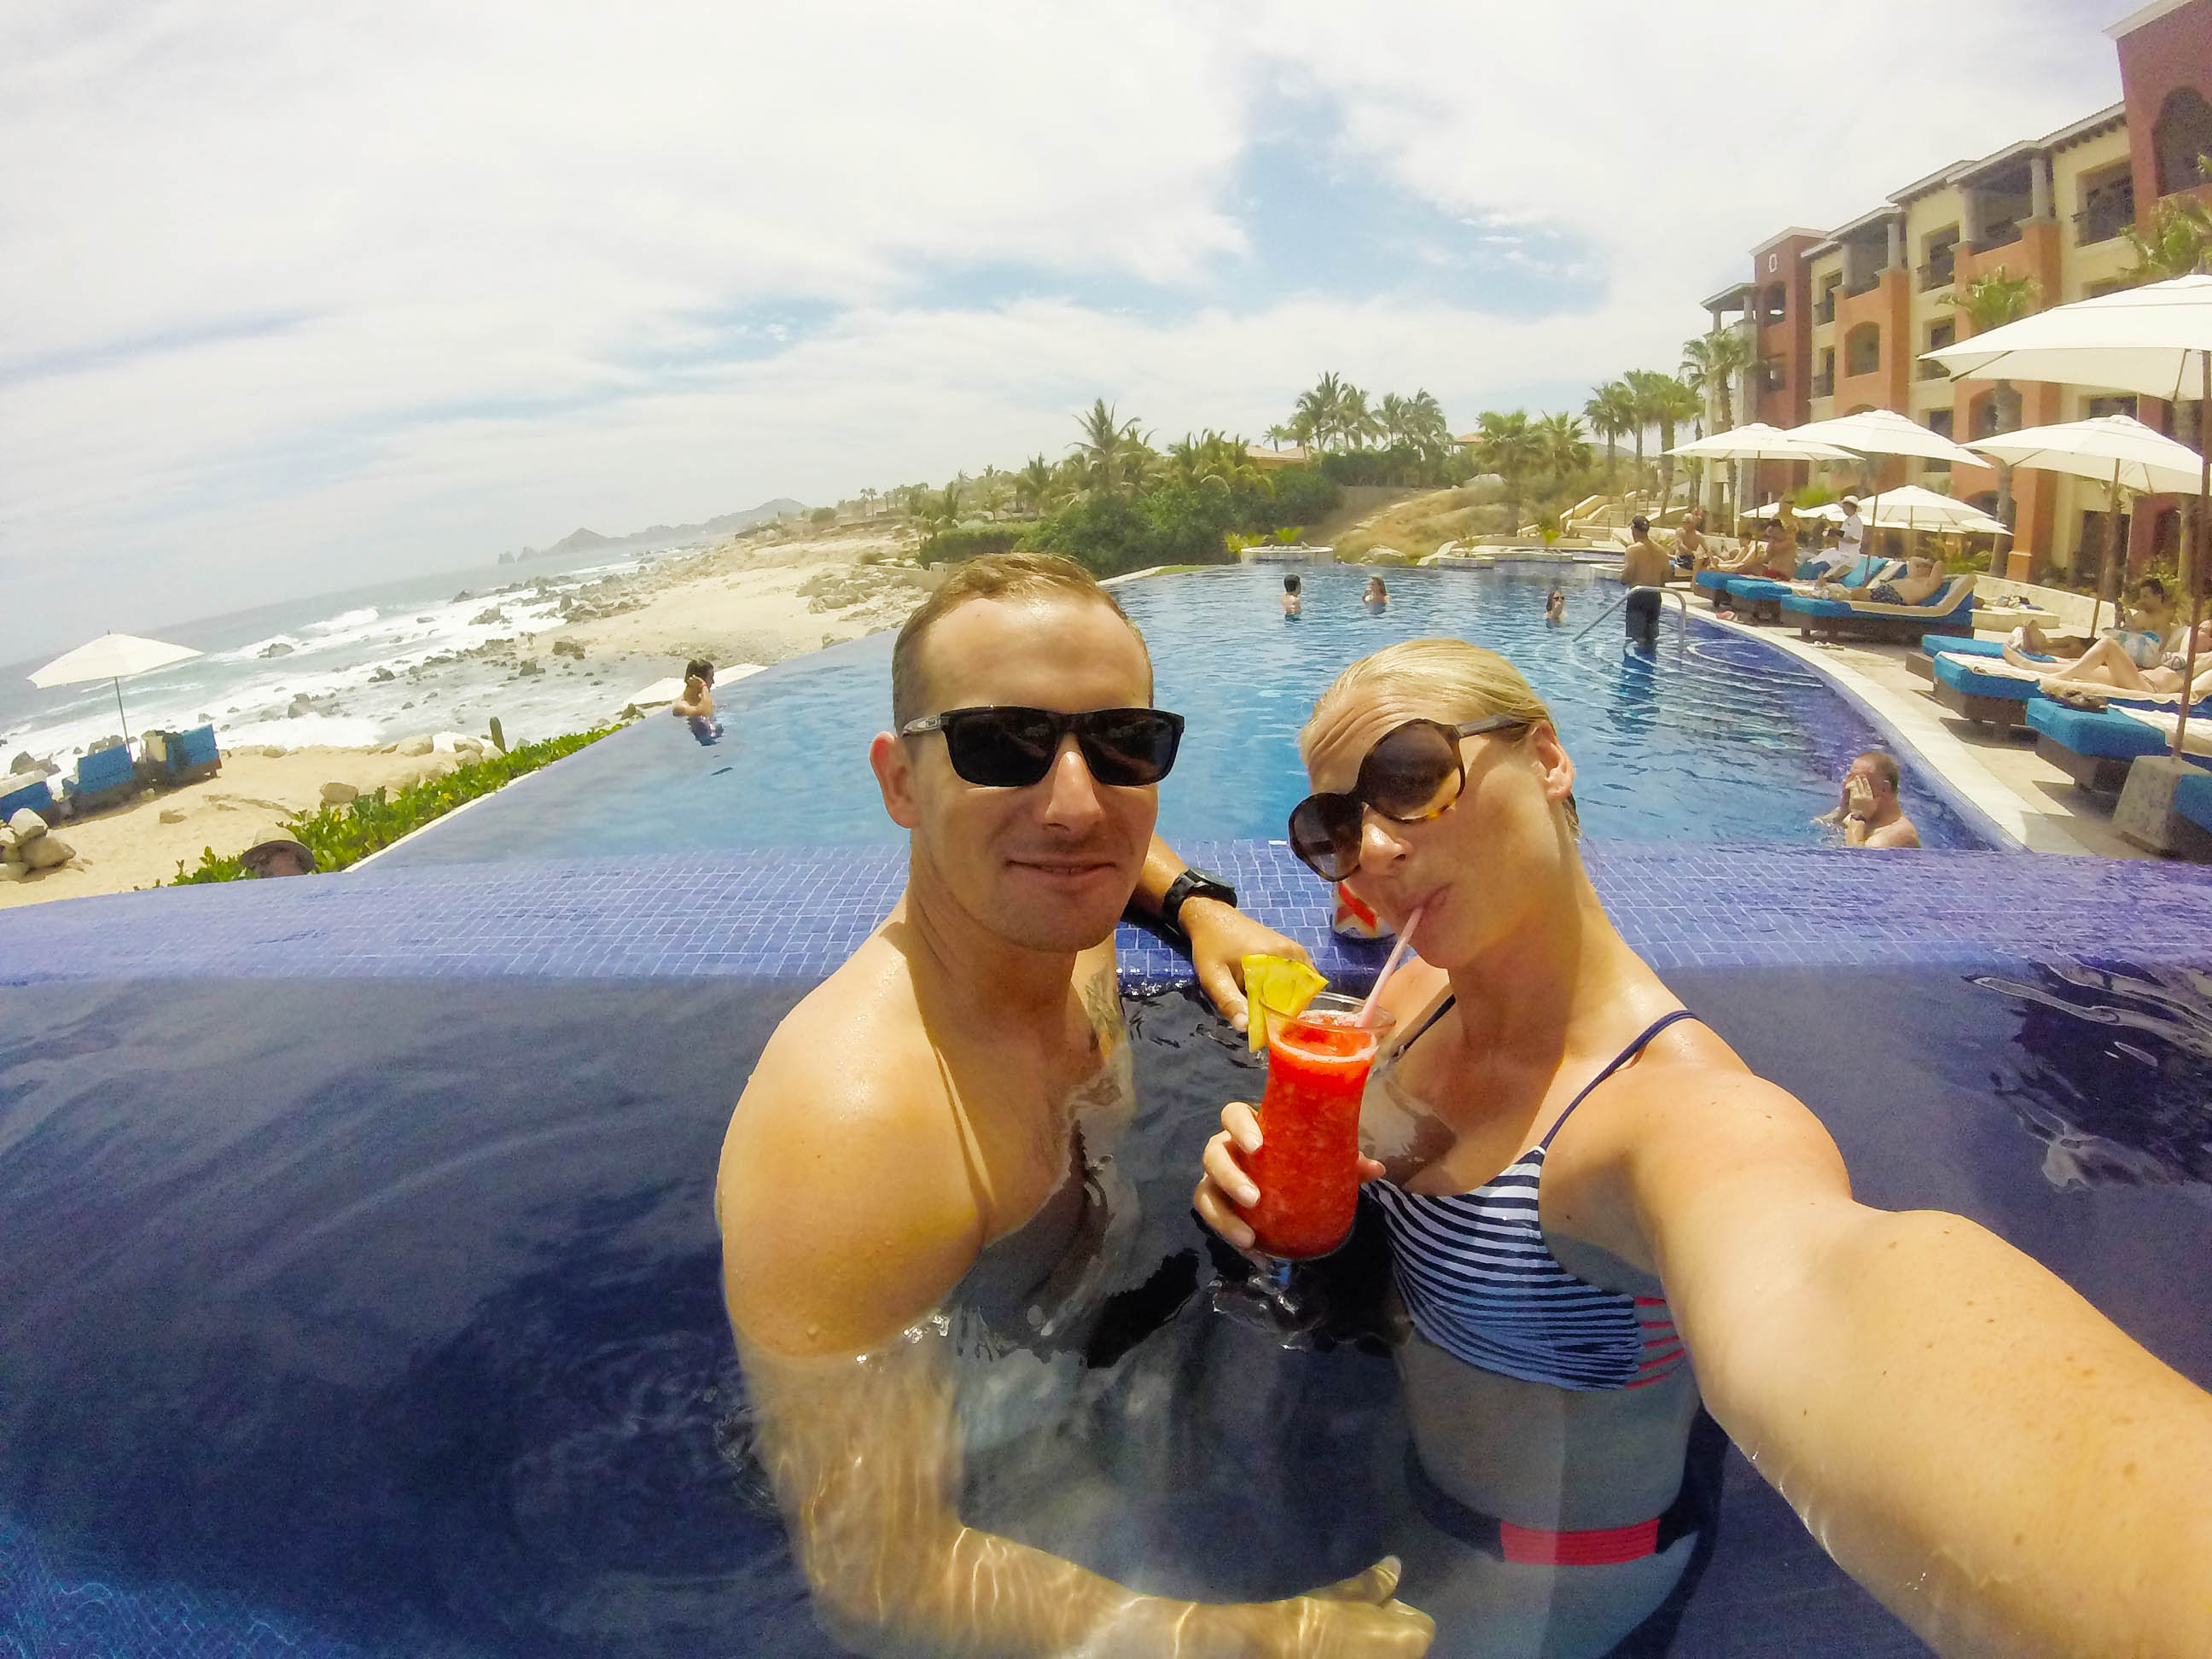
top-left (1965, 414), bottom-right (2207, 633)
top-left (1785, 410), bottom-right (1988, 566)
top-left (1668, 424), bottom-right (1854, 527)
top-left (1922, 273), bottom-right (2212, 759)
top-left (1854, 484), bottom-right (2008, 536)
top-left (28, 632), bottom-right (203, 748)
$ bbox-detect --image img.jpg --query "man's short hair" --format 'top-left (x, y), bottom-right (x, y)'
top-left (1284, 573), bottom-right (1301, 593)
top-left (1630, 516), bottom-right (1649, 535)
top-left (684, 658), bottom-right (713, 684)
top-left (1857, 750), bottom-right (1901, 794)
top-left (2139, 578), bottom-right (2167, 598)
top-left (890, 551), bottom-right (1150, 727)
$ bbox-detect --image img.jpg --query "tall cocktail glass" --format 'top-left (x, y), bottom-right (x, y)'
top-left (1239, 991), bottom-right (1394, 1261)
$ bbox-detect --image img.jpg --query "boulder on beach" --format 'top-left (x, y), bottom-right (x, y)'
top-left (159, 806), bottom-right (189, 824)
top-left (9, 809), bottom-right (49, 842)
top-left (321, 782), bottom-right (360, 806)
top-left (259, 641), bottom-right (294, 659)
top-left (262, 745), bottom-right (288, 759)
top-left (9, 752), bottom-right (36, 775)
top-left (469, 607), bottom-right (507, 626)
top-left (370, 667), bottom-right (395, 683)
top-left (0, 864), bottom-right (22, 882)
top-left (401, 736), bottom-right (435, 756)
top-left (23, 834), bottom-right (73, 871)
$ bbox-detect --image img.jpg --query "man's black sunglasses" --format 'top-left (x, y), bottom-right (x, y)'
top-left (1287, 714), bottom-right (1532, 882)
top-left (900, 705), bottom-right (1185, 789)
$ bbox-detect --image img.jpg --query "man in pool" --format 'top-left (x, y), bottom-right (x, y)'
top-left (672, 658), bottom-right (722, 744)
top-left (1283, 573), bottom-right (1304, 618)
top-left (1814, 751), bottom-right (1919, 848)
top-left (716, 552), bottom-right (1433, 1657)
top-left (1617, 520), bottom-right (1669, 652)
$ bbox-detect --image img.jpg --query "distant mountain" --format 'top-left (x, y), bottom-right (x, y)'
top-left (519, 499), bottom-right (804, 562)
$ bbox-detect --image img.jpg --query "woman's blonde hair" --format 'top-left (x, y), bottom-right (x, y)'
top-left (1303, 637), bottom-right (1579, 834)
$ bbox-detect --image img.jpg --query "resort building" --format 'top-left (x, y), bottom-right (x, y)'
top-left (1700, 0), bottom-right (2212, 583)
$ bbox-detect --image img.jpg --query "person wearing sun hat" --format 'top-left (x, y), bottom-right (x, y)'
top-left (240, 825), bottom-right (316, 878)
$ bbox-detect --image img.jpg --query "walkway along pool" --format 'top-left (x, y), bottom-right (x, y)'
top-left (4, 568), bottom-right (2209, 1657)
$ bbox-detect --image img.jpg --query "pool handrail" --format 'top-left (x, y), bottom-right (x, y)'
top-left (1574, 585), bottom-right (1689, 660)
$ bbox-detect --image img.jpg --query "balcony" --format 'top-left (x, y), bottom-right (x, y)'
top-left (1918, 259), bottom-right (1956, 292)
top-left (1843, 274), bottom-right (1882, 297)
top-left (1974, 221), bottom-right (2023, 253)
top-left (2075, 205), bottom-right (2133, 246)
top-left (1813, 297), bottom-right (1834, 324)
top-left (1811, 371), bottom-right (1835, 398)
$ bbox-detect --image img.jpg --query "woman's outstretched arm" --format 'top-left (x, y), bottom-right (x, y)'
top-left (1622, 1068), bottom-right (2212, 1659)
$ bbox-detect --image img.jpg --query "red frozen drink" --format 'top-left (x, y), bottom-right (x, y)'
top-left (1237, 992), bottom-right (1393, 1259)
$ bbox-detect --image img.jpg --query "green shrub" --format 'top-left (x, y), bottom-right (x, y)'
top-left (171, 725), bottom-right (623, 884)
top-left (809, 505), bottom-right (836, 523)
top-left (917, 523), bottom-right (1024, 567)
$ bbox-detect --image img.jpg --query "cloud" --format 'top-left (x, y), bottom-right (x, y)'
top-left (0, 0), bottom-right (2124, 659)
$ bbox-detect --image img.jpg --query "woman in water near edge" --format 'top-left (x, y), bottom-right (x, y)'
top-left (1196, 637), bottom-right (2212, 1659)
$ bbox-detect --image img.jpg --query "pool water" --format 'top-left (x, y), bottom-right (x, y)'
top-left (368, 564), bottom-right (1995, 870)
top-left (3, 962), bottom-right (2206, 1657)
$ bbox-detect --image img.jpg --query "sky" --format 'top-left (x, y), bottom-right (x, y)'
top-left (0, 0), bottom-right (2130, 661)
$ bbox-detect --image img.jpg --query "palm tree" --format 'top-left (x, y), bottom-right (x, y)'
top-left (1070, 399), bottom-right (1145, 496)
top-left (1621, 369), bottom-right (1679, 489)
top-left (1647, 375), bottom-right (1703, 508)
top-left (1680, 325), bottom-right (1757, 433)
top-left (1380, 393), bottom-right (1413, 450)
top-left (1012, 455), bottom-right (1056, 515)
top-left (1405, 391), bottom-right (1451, 459)
top-left (1337, 385), bottom-right (1382, 451)
top-left (1583, 381), bottom-right (1636, 492)
top-left (1942, 267), bottom-right (2042, 560)
top-left (1295, 372), bottom-right (1347, 453)
top-left (1470, 410), bottom-right (1545, 530)
top-left (1263, 422), bottom-right (1297, 451)
top-left (1534, 413), bottom-right (1592, 499)
top-left (2121, 195), bottom-right (2212, 284)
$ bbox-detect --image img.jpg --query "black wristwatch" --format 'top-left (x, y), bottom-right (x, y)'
top-left (1159, 865), bottom-right (1238, 934)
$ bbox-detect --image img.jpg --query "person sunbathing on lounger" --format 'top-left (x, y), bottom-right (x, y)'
top-left (2001, 633), bottom-right (2212, 702)
top-left (1856, 553), bottom-right (1946, 607)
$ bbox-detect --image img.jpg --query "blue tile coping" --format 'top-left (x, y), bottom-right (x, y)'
top-left (7, 841), bottom-right (2212, 987)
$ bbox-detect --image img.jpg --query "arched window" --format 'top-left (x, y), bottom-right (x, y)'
top-left (2154, 87), bottom-right (2212, 197)
top-left (1845, 324), bottom-right (1881, 377)
top-left (1764, 282), bottom-right (1787, 324)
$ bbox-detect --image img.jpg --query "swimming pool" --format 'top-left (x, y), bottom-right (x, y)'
top-left (4, 853), bottom-right (2212, 1657)
top-left (9, 566), bottom-right (2210, 1658)
top-left (364, 564), bottom-right (1997, 870)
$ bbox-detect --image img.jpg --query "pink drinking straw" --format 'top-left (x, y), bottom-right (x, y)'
top-left (1354, 905), bottom-right (1423, 1029)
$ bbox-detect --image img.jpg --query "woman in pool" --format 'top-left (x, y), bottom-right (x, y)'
top-left (1282, 573), bottom-right (1304, 618)
top-left (1195, 637), bottom-right (2212, 1659)
top-left (1365, 575), bottom-right (1391, 609)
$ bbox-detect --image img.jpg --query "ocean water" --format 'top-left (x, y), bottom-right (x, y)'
top-left (0, 542), bottom-right (696, 767)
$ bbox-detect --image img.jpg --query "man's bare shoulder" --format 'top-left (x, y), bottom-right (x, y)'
top-left (1866, 815), bottom-right (1921, 849)
top-left (717, 933), bottom-right (982, 1357)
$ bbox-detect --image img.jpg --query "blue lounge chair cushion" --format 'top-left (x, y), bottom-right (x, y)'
top-left (0, 776), bottom-right (57, 820)
top-left (2175, 770), bottom-right (2212, 833)
top-left (73, 745), bottom-right (137, 795)
top-left (1693, 570), bottom-right (1735, 598)
top-left (170, 725), bottom-right (219, 771)
top-left (2025, 699), bottom-right (2212, 763)
top-left (1792, 559), bottom-right (1828, 581)
top-left (1726, 578), bottom-right (1794, 602)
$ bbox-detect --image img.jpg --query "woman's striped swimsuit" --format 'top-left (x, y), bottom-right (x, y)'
top-left (1365, 1008), bottom-right (1697, 1393)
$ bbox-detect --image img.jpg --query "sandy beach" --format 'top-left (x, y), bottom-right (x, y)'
top-left (2, 516), bottom-right (938, 909)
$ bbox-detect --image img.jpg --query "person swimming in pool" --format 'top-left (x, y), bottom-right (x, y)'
top-left (716, 553), bottom-right (1432, 1657)
top-left (1544, 588), bottom-right (1566, 627)
top-left (1193, 637), bottom-right (2212, 1659)
top-left (672, 658), bottom-right (723, 743)
top-left (1283, 573), bottom-right (1304, 618)
top-left (1365, 575), bottom-right (1390, 609)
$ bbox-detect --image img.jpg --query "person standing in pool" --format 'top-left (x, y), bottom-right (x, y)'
top-left (1194, 637), bottom-right (2212, 1659)
top-left (1814, 750), bottom-right (1920, 848)
top-left (717, 554), bottom-right (1433, 1657)
top-left (1283, 573), bottom-right (1305, 618)
top-left (1544, 588), bottom-right (1566, 627)
top-left (1617, 520), bottom-right (1669, 653)
top-left (672, 658), bottom-right (723, 744)
top-left (1365, 576), bottom-right (1390, 609)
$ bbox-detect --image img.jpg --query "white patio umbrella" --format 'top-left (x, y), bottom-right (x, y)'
top-left (1923, 273), bottom-right (2212, 758)
top-left (1785, 409), bottom-right (1990, 568)
top-left (28, 632), bottom-right (203, 748)
top-left (1855, 484), bottom-right (2008, 536)
top-left (1669, 424), bottom-right (1855, 527)
top-left (1965, 414), bottom-right (2207, 634)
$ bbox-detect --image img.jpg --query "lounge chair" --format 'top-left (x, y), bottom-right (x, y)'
top-left (1906, 633), bottom-right (2010, 681)
top-left (2174, 770), bottom-right (2212, 858)
top-left (142, 725), bottom-right (221, 788)
top-left (1783, 575), bottom-right (1977, 644)
top-left (2024, 698), bottom-right (2212, 795)
top-left (0, 775), bottom-right (58, 823)
top-left (62, 743), bottom-right (138, 816)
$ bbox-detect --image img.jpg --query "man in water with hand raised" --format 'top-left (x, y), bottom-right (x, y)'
top-left (717, 553), bottom-right (1434, 1656)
